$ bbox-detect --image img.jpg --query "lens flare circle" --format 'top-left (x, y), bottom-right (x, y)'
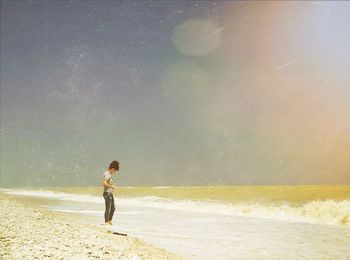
top-left (172, 19), bottom-right (222, 57)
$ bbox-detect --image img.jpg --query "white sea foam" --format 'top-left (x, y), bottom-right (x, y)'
top-left (44, 207), bottom-right (103, 215)
top-left (1, 189), bottom-right (102, 204)
top-left (2, 189), bottom-right (349, 227)
top-left (117, 196), bottom-right (350, 227)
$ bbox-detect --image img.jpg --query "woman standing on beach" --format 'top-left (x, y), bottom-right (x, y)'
top-left (102, 160), bottom-right (119, 225)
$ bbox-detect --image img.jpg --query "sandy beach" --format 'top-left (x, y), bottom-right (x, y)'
top-left (0, 193), bottom-right (182, 260)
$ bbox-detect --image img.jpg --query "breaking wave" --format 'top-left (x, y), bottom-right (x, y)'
top-left (1, 188), bottom-right (349, 227)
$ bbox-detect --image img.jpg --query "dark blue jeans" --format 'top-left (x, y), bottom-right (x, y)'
top-left (103, 191), bottom-right (115, 223)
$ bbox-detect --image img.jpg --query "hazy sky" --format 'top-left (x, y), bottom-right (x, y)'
top-left (1, 1), bottom-right (350, 187)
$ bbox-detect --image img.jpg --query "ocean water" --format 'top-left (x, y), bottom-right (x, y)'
top-left (1, 186), bottom-right (350, 259)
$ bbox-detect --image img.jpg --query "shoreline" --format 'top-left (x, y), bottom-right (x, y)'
top-left (0, 193), bottom-right (183, 259)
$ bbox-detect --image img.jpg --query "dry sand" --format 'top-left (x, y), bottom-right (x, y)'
top-left (0, 193), bottom-right (183, 259)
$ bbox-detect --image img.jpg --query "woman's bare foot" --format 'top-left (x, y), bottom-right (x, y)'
top-left (108, 221), bottom-right (113, 225)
